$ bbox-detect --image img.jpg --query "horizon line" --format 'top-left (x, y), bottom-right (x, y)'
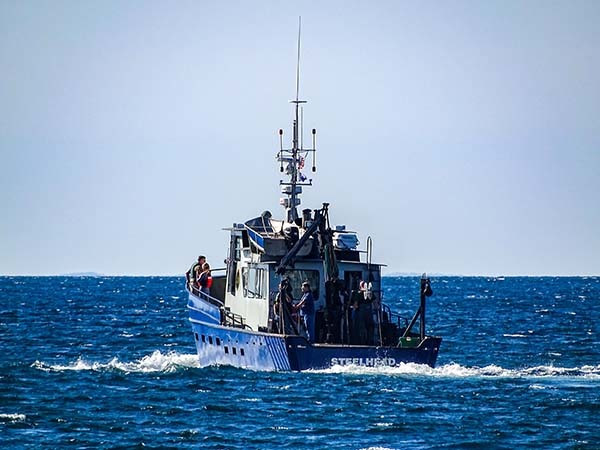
top-left (0, 273), bottom-right (598, 278)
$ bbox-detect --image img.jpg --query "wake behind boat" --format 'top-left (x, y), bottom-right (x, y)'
top-left (185, 30), bottom-right (441, 371)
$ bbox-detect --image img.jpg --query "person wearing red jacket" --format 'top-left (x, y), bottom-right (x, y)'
top-left (198, 263), bottom-right (212, 296)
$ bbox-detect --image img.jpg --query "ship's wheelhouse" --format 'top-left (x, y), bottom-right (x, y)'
top-left (213, 212), bottom-right (384, 340)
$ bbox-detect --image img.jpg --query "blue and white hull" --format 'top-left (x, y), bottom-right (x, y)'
top-left (188, 294), bottom-right (441, 371)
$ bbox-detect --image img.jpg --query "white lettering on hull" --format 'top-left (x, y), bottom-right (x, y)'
top-left (330, 357), bottom-right (397, 367)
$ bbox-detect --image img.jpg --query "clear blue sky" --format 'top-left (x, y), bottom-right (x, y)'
top-left (1, 1), bottom-right (599, 276)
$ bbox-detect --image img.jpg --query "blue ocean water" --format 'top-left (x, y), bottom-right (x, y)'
top-left (1, 276), bottom-right (598, 448)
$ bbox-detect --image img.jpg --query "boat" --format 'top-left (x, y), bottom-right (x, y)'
top-left (185, 32), bottom-right (441, 371)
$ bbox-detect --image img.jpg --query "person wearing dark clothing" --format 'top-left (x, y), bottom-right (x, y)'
top-left (324, 278), bottom-right (344, 344)
top-left (336, 282), bottom-right (350, 344)
top-left (358, 281), bottom-right (375, 345)
top-left (348, 284), bottom-right (373, 345)
top-left (349, 298), bottom-right (361, 345)
top-left (274, 278), bottom-right (295, 335)
top-left (296, 281), bottom-right (316, 343)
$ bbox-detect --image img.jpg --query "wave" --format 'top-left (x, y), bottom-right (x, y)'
top-left (0, 413), bottom-right (26, 422)
top-left (32, 351), bottom-right (199, 373)
top-left (313, 362), bottom-right (600, 379)
top-left (31, 352), bottom-right (600, 380)
top-left (360, 447), bottom-right (394, 450)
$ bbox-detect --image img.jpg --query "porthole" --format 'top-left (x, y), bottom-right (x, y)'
top-left (208, 336), bottom-right (213, 345)
top-left (194, 333), bottom-right (199, 341)
top-left (201, 335), bottom-right (206, 343)
top-left (216, 337), bottom-right (221, 346)
top-left (224, 346), bottom-right (229, 354)
top-left (240, 348), bottom-right (245, 357)
top-left (232, 347), bottom-right (237, 355)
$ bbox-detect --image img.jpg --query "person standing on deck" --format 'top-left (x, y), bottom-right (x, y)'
top-left (296, 281), bottom-right (316, 343)
top-left (198, 263), bottom-right (212, 296)
top-left (274, 278), bottom-right (295, 334)
top-left (186, 255), bottom-right (205, 290)
top-left (359, 280), bottom-right (374, 345)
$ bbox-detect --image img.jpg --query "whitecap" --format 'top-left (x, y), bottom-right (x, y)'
top-left (310, 362), bottom-right (600, 379)
top-left (32, 351), bottom-right (199, 374)
top-left (32, 355), bottom-right (600, 380)
top-left (361, 447), bottom-right (394, 450)
top-left (503, 334), bottom-right (528, 338)
top-left (0, 413), bottom-right (26, 422)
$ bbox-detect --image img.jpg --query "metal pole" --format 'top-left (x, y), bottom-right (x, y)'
top-left (420, 275), bottom-right (429, 341)
top-left (378, 308), bottom-right (383, 346)
top-left (279, 294), bottom-right (284, 334)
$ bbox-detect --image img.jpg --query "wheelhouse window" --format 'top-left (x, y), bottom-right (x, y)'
top-left (242, 266), bottom-right (266, 299)
top-left (285, 269), bottom-right (320, 299)
top-left (234, 237), bottom-right (242, 261)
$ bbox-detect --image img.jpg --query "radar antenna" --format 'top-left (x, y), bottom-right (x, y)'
top-left (277, 16), bottom-right (317, 223)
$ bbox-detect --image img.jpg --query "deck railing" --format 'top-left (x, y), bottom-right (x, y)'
top-left (188, 285), bottom-right (224, 308)
top-left (382, 304), bottom-right (409, 329)
top-left (222, 308), bottom-right (248, 329)
top-left (187, 282), bottom-right (250, 330)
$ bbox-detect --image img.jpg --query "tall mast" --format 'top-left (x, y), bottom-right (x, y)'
top-left (277, 17), bottom-right (317, 223)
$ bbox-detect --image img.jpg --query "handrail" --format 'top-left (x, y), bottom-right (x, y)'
top-left (187, 282), bottom-right (251, 330)
top-left (187, 285), bottom-right (225, 308)
top-left (382, 303), bottom-right (409, 329)
top-left (222, 308), bottom-right (248, 329)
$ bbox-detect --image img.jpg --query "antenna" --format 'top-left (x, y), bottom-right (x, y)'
top-left (312, 128), bottom-right (316, 172)
top-left (279, 129), bottom-right (284, 172)
top-left (295, 16), bottom-right (302, 102)
top-left (301, 107), bottom-right (304, 150)
top-left (275, 17), bottom-right (317, 223)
